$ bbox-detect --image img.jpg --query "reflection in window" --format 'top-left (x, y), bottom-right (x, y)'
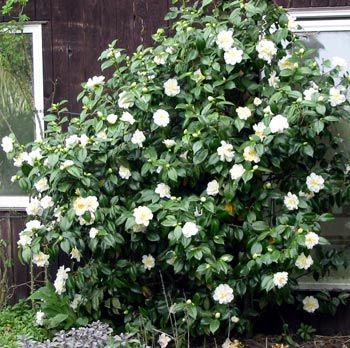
top-left (0, 32), bottom-right (35, 196)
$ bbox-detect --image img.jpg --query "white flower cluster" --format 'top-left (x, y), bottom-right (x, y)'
top-left (213, 284), bottom-right (234, 304)
top-left (54, 266), bottom-right (70, 295)
top-left (256, 38), bottom-right (277, 64)
top-left (73, 196), bottom-right (99, 217)
top-left (1, 136), bottom-right (14, 153)
top-left (133, 206), bottom-right (153, 227)
top-left (216, 30), bottom-right (244, 66)
top-left (85, 75), bottom-right (105, 89)
top-left (26, 196), bottom-right (54, 216)
top-left (273, 271), bottom-right (288, 288)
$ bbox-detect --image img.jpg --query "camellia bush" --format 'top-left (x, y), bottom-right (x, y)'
top-left (2, 0), bottom-right (350, 343)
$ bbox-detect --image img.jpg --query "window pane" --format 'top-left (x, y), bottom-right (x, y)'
top-left (0, 32), bottom-right (35, 196)
top-left (299, 30), bottom-right (350, 288)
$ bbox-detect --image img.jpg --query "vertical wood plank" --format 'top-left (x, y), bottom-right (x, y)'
top-left (291, 0), bottom-right (311, 7)
top-left (50, 0), bottom-right (70, 108)
top-left (116, 0), bottom-right (136, 54)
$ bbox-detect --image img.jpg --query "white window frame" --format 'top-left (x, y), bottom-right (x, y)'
top-left (290, 8), bottom-right (350, 291)
top-left (0, 23), bottom-right (44, 210)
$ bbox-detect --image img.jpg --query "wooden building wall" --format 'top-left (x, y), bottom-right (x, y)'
top-left (1, 0), bottom-right (350, 330)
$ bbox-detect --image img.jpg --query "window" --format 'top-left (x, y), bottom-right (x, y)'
top-left (0, 23), bottom-right (44, 209)
top-left (291, 8), bottom-right (350, 290)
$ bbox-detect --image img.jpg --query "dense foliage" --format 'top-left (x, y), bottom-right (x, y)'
top-left (0, 301), bottom-right (48, 348)
top-left (2, 0), bottom-right (350, 343)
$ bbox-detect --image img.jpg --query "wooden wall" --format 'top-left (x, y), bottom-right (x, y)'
top-left (1, 0), bottom-right (350, 330)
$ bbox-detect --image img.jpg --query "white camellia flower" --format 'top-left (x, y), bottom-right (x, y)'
top-left (133, 206), bottom-right (153, 226)
top-left (303, 87), bottom-right (318, 101)
top-left (34, 178), bottom-right (49, 193)
top-left (85, 75), bottom-right (105, 89)
top-left (269, 114), bottom-right (289, 133)
top-left (164, 78), bottom-right (180, 97)
top-left (263, 105), bottom-right (273, 115)
top-left (213, 284), bottom-right (234, 304)
top-left (142, 254), bottom-right (155, 270)
top-left (65, 134), bottom-right (80, 148)
top-left (163, 139), bottom-right (176, 148)
top-left (278, 56), bottom-right (294, 70)
top-left (26, 198), bottom-right (43, 216)
top-left (182, 222), bottom-right (199, 238)
top-left (27, 148), bottom-right (43, 166)
top-left (73, 197), bottom-right (90, 216)
top-left (89, 227), bottom-right (99, 239)
top-left (216, 30), bottom-right (234, 51)
top-left (155, 183), bottom-right (171, 199)
top-left (119, 165), bottom-right (131, 179)
top-left (256, 38), bottom-right (277, 63)
top-left (33, 252), bottom-right (50, 267)
top-left (118, 91), bottom-right (134, 109)
top-left (332, 56), bottom-right (347, 72)
top-left (236, 106), bottom-right (251, 120)
top-left (131, 130), bottom-right (146, 147)
top-left (85, 196), bottom-right (99, 212)
top-left (54, 266), bottom-right (70, 295)
top-left (79, 134), bottom-right (89, 147)
top-left (253, 122), bottom-right (267, 140)
top-left (217, 141), bottom-right (235, 162)
top-left (18, 233), bottom-right (32, 247)
top-left (329, 87), bottom-right (346, 107)
top-left (268, 71), bottom-right (280, 88)
top-left (107, 114), bottom-right (118, 124)
top-left (207, 180), bottom-right (219, 196)
top-left (73, 196), bottom-right (99, 216)
top-left (158, 333), bottom-right (172, 348)
top-left (36, 311), bottom-right (45, 326)
top-left (13, 152), bottom-right (29, 167)
top-left (273, 272), bottom-right (288, 289)
top-left (154, 55), bottom-right (166, 65)
top-left (26, 220), bottom-right (42, 232)
top-left (305, 232), bottom-right (319, 250)
top-left (1, 136), bottom-right (14, 153)
top-left (224, 47), bottom-right (243, 65)
top-left (243, 146), bottom-right (260, 163)
top-left (120, 111), bottom-right (135, 124)
top-left (153, 109), bottom-right (170, 127)
top-left (40, 196), bottom-right (54, 210)
top-left (70, 247), bottom-right (81, 262)
top-left (303, 296), bottom-right (319, 313)
top-left (295, 253), bottom-right (313, 270)
top-left (253, 97), bottom-right (262, 106)
top-left (306, 173), bottom-right (325, 193)
top-left (60, 160), bottom-right (74, 170)
top-left (284, 192), bottom-right (299, 211)
top-left (230, 164), bottom-right (245, 180)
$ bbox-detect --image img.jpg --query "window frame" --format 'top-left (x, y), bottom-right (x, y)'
top-left (0, 23), bottom-right (44, 210)
top-left (290, 7), bottom-right (350, 291)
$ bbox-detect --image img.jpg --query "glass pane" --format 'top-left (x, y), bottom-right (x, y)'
top-left (299, 30), bottom-right (350, 287)
top-left (0, 32), bottom-right (35, 196)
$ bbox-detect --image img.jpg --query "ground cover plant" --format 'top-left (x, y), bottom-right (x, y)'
top-left (0, 301), bottom-right (48, 348)
top-left (2, 0), bottom-right (350, 346)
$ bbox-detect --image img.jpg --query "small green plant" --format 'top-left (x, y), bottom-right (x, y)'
top-left (0, 301), bottom-right (49, 348)
top-left (297, 323), bottom-right (316, 342)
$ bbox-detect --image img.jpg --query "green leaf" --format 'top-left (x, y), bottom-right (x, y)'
top-left (316, 104), bottom-right (326, 115)
top-left (193, 149), bottom-right (208, 165)
top-left (210, 319), bottom-right (220, 333)
top-left (202, 0), bottom-right (213, 7)
top-left (48, 314), bottom-right (69, 329)
top-left (252, 221), bottom-right (269, 231)
top-left (251, 242), bottom-right (263, 255)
